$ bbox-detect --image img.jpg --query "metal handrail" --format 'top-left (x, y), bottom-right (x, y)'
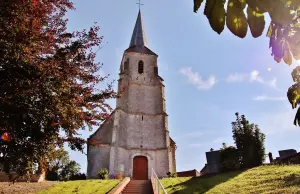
top-left (151, 168), bottom-right (167, 194)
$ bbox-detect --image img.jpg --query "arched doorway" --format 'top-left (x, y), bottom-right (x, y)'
top-left (133, 156), bottom-right (148, 180)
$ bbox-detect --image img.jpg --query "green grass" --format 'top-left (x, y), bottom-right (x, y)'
top-left (37, 179), bottom-right (121, 194)
top-left (160, 165), bottom-right (300, 194)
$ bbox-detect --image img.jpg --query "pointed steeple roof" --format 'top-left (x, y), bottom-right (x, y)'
top-left (129, 10), bottom-right (148, 48)
top-left (125, 11), bottom-right (157, 56)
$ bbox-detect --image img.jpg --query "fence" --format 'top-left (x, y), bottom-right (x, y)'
top-left (151, 168), bottom-right (167, 194)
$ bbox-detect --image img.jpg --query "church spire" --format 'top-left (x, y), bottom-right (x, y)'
top-left (129, 10), bottom-right (148, 48)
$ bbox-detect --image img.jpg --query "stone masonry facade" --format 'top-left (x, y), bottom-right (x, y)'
top-left (86, 11), bottom-right (176, 179)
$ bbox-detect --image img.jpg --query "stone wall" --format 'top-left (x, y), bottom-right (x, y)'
top-left (87, 113), bottom-right (114, 179)
top-left (177, 169), bottom-right (200, 177)
top-left (0, 172), bottom-right (45, 182)
top-left (116, 110), bottom-right (167, 149)
top-left (87, 50), bottom-right (173, 179)
top-left (110, 146), bottom-right (169, 179)
top-left (169, 138), bottom-right (176, 173)
top-left (117, 52), bottom-right (165, 115)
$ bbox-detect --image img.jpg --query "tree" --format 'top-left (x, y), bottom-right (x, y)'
top-left (69, 172), bottom-right (86, 180)
top-left (232, 112), bottom-right (266, 168)
top-left (193, 0), bottom-right (300, 125)
top-left (219, 144), bottom-right (240, 172)
top-left (45, 148), bottom-right (80, 181)
top-left (0, 0), bottom-right (115, 179)
top-left (46, 148), bottom-right (70, 174)
top-left (59, 160), bottom-right (80, 181)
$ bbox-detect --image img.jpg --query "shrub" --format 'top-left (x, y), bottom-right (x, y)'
top-left (69, 173), bottom-right (86, 180)
top-left (98, 168), bottom-right (109, 180)
top-left (220, 146), bottom-right (240, 172)
top-left (46, 171), bottom-right (59, 181)
top-left (167, 172), bottom-right (177, 178)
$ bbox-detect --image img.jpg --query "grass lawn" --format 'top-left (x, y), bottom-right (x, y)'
top-left (37, 179), bottom-right (121, 194)
top-left (161, 165), bottom-right (300, 194)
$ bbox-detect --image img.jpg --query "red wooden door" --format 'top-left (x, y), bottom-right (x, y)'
top-left (133, 156), bottom-right (148, 180)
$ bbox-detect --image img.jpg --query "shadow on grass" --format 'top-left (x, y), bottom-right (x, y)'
top-left (165, 170), bottom-right (245, 194)
top-left (282, 173), bottom-right (300, 187)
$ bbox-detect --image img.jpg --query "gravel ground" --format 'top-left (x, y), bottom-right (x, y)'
top-left (0, 181), bottom-right (57, 194)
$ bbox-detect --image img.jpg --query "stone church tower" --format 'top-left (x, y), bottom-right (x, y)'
top-left (87, 10), bottom-right (176, 180)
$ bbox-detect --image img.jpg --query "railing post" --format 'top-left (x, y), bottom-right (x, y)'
top-left (152, 168), bottom-right (167, 194)
top-left (158, 178), bottom-right (160, 193)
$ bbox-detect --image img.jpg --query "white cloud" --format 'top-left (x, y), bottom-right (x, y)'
top-left (253, 95), bottom-right (286, 101)
top-left (226, 70), bottom-right (277, 88)
top-left (226, 73), bottom-right (248, 83)
top-left (179, 67), bottom-right (216, 90)
top-left (268, 78), bottom-right (277, 88)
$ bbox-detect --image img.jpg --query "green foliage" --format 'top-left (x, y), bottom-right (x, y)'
top-left (46, 171), bottom-right (59, 181)
top-left (247, 6), bottom-right (265, 38)
top-left (0, 0), bottom-right (115, 179)
top-left (97, 168), bottom-right (109, 180)
top-left (219, 145), bottom-right (240, 172)
top-left (167, 172), bottom-right (178, 178)
top-left (232, 112), bottom-right (266, 168)
top-left (160, 165), bottom-right (300, 194)
top-left (288, 66), bottom-right (300, 126)
top-left (193, 0), bottom-right (300, 65)
top-left (59, 160), bottom-right (80, 181)
top-left (45, 148), bottom-right (80, 181)
top-left (69, 173), bottom-right (86, 180)
top-left (204, 0), bottom-right (226, 34)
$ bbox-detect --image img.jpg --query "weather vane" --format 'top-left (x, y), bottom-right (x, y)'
top-left (136, 0), bottom-right (143, 10)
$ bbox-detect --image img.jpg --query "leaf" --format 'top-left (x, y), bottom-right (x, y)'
top-left (247, 6), bottom-right (265, 38)
top-left (274, 56), bottom-right (282, 63)
top-left (269, 1), bottom-right (294, 25)
top-left (208, 0), bottom-right (226, 34)
top-left (283, 50), bottom-right (293, 65)
top-left (288, 33), bottom-right (300, 60)
top-left (226, 0), bottom-right (248, 38)
top-left (293, 107), bottom-right (300, 126)
top-left (204, 0), bottom-right (217, 18)
top-left (281, 0), bottom-right (300, 9)
top-left (271, 34), bottom-right (284, 59)
top-left (287, 82), bottom-right (300, 109)
top-left (266, 23), bottom-right (273, 38)
top-left (194, 0), bottom-right (204, 13)
top-left (291, 66), bottom-right (300, 82)
top-left (246, 0), bottom-right (272, 13)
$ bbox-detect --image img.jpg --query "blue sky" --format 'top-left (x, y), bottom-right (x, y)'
top-left (65, 0), bottom-right (300, 173)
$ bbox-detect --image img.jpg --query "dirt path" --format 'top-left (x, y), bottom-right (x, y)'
top-left (0, 181), bottom-right (57, 194)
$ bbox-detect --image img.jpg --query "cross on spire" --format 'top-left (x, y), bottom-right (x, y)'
top-left (136, 0), bottom-right (143, 10)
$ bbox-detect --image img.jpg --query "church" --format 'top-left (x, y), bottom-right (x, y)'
top-left (87, 10), bottom-right (176, 180)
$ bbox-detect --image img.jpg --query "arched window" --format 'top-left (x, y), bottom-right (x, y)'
top-left (124, 59), bottom-right (129, 70)
top-left (154, 67), bottom-right (158, 75)
top-left (138, 61), bottom-right (144, 74)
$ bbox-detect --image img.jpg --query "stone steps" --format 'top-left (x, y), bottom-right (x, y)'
top-left (121, 180), bottom-right (153, 194)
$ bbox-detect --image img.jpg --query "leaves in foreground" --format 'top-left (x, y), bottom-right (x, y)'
top-left (193, 0), bottom-right (300, 65)
top-left (0, 0), bottom-right (116, 179)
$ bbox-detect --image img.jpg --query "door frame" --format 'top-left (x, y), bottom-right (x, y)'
top-left (130, 153), bottom-right (152, 179)
top-left (132, 156), bottom-right (148, 180)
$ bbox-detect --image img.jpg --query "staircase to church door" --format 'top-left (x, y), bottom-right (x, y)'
top-left (121, 180), bottom-right (154, 194)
